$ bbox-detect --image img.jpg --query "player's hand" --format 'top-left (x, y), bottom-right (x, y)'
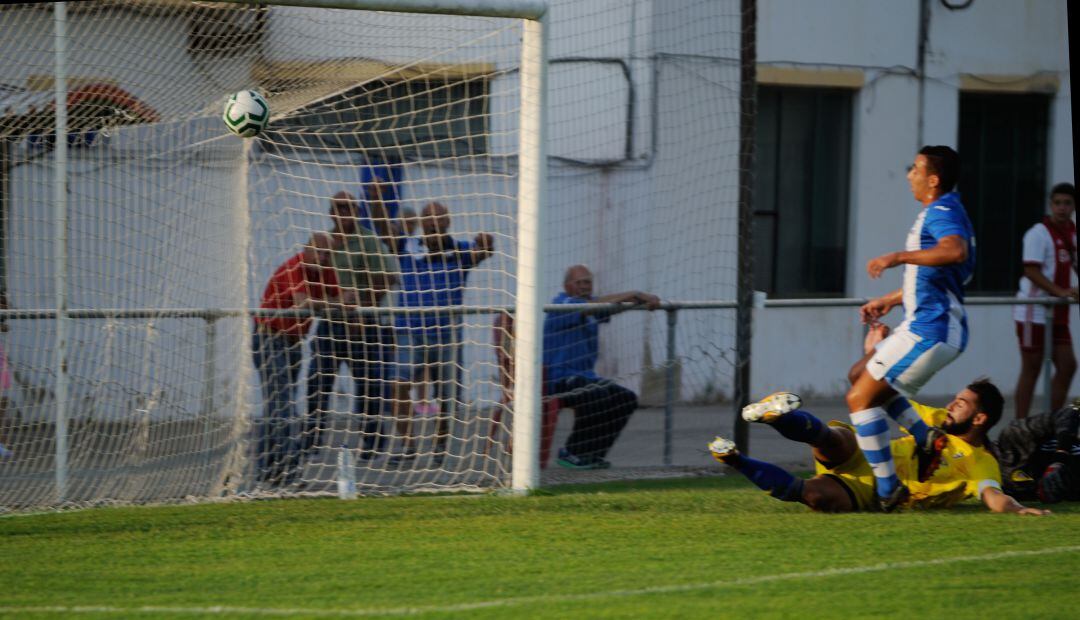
top-left (860, 298), bottom-right (892, 324)
top-left (1017, 506), bottom-right (1051, 516)
top-left (866, 252), bottom-right (900, 279)
top-left (1065, 287), bottom-right (1079, 301)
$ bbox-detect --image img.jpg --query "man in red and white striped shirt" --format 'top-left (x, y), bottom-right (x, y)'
top-left (1015, 183), bottom-right (1078, 419)
top-left (254, 232), bottom-right (341, 487)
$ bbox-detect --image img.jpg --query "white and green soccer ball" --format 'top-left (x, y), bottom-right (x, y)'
top-left (222, 90), bottom-right (269, 138)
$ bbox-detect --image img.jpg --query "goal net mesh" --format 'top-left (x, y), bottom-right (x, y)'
top-left (0, 0), bottom-right (744, 510)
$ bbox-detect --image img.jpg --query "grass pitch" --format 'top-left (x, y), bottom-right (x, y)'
top-left (2, 476), bottom-right (1079, 619)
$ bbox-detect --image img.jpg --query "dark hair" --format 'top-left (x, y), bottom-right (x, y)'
top-left (918, 145), bottom-right (960, 193)
top-left (1050, 182), bottom-right (1076, 200)
top-left (968, 377), bottom-right (1003, 430)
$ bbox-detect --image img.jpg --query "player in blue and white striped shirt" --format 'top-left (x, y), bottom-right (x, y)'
top-left (849, 145), bottom-right (975, 510)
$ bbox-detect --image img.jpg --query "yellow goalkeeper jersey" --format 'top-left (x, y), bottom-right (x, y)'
top-left (893, 402), bottom-right (1002, 509)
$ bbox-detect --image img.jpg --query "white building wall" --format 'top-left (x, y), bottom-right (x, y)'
top-left (1, 0), bottom-right (1071, 414)
top-left (753, 0), bottom-right (1074, 400)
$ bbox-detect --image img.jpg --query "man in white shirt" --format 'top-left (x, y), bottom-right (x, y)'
top-left (1015, 182), bottom-right (1078, 419)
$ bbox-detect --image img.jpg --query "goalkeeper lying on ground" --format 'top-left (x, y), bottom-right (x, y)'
top-left (709, 380), bottom-right (1047, 514)
top-left (712, 323), bottom-right (1049, 514)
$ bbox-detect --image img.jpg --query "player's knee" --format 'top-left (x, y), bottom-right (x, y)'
top-left (844, 386), bottom-right (867, 411)
top-left (847, 378), bottom-right (890, 410)
top-left (847, 365), bottom-right (865, 387)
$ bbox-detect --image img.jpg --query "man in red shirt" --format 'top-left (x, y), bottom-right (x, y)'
top-left (1015, 183), bottom-right (1078, 419)
top-left (253, 232), bottom-right (340, 487)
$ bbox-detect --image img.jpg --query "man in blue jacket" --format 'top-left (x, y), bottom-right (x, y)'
top-left (544, 264), bottom-right (660, 469)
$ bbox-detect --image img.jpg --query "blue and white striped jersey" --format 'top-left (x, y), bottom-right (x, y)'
top-left (897, 191), bottom-right (975, 349)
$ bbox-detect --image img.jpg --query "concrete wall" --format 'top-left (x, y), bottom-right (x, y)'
top-left (752, 0), bottom-right (1073, 401)
top-left (1, 0), bottom-right (1071, 417)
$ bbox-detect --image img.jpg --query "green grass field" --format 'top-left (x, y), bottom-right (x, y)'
top-left (3, 476), bottom-right (1079, 619)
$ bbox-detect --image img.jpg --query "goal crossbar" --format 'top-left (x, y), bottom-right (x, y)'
top-left (216, 0), bottom-right (547, 20)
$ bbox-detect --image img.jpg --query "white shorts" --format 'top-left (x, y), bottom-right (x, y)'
top-left (866, 329), bottom-right (961, 398)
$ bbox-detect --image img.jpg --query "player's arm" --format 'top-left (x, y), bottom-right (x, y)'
top-left (981, 486), bottom-right (1050, 516)
top-left (867, 235), bottom-right (968, 279)
top-left (1023, 264), bottom-right (1078, 299)
top-left (859, 288), bottom-right (902, 324)
top-left (1019, 225), bottom-right (1078, 299)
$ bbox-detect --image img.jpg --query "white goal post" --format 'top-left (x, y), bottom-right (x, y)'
top-left (214, 0), bottom-right (551, 495)
top-left (1, 0), bottom-right (749, 511)
top-left (1, 0), bottom-right (549, 510)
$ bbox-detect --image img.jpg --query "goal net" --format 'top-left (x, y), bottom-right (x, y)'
top-left (0, 0), bottom-right (746, 511)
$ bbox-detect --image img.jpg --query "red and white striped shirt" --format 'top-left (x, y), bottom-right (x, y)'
top-left (1015, 217), bottom-right (1077, 325)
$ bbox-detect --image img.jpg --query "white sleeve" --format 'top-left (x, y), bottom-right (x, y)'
top-left (1021, 224), bottom-right (1047, 266)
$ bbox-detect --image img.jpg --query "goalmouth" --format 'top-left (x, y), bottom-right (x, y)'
top-left (0, 0), bottom-right (549, 510)
top-left (210, 0), bottom-right (550, 494)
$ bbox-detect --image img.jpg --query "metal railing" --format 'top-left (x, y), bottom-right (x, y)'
top-left (2, 295), bottom-right (1071, 484)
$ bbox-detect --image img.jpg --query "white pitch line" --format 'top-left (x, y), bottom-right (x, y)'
top-left (4, 545), bottom-right (1079, 617)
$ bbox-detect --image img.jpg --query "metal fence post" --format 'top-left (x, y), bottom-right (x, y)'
top-left (201, 316), bottom-right (218, 478)
top-left (1043, 300), bottom-right (1053, 415)
top-left (663, 308), bottom-right (677, 466)
top-left (733, 0), bottom-right (757, 454)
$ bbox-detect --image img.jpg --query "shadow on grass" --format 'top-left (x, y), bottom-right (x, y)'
top-left (533, 476), bottom-right (1080, 515)
top-left (534, 473), bottom-right (811, 497)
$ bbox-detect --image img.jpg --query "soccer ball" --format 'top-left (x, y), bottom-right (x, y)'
top-left (222, 90), bottom-right (269, 138)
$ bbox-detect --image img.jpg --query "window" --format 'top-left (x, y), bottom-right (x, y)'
top-left (958, 93), bottom-right (1050, 294)
top-left (265, 76), bottom-right (489, 160)
top-left (753, 86), bottom-right (853, 297)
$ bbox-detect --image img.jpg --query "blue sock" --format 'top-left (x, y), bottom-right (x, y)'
top-left (729, 455), bottom-right (804, 502)
top-left (769, 409), bottom-right (829, 445)
top-left (850, 407), bottom-right (900, 498)
top-left (884, 395), bottom-right (930, 445)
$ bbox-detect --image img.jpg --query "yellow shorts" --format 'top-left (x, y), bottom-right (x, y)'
top-left (813, 421), bottom-right (877, 511)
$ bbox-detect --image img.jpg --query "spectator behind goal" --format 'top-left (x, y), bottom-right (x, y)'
top-left (543, 264), bottom-right (660, 470)
top-left (252, 232), bottom-right (340, 488)
top-left (386, 202), bottom-right (494, 467)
